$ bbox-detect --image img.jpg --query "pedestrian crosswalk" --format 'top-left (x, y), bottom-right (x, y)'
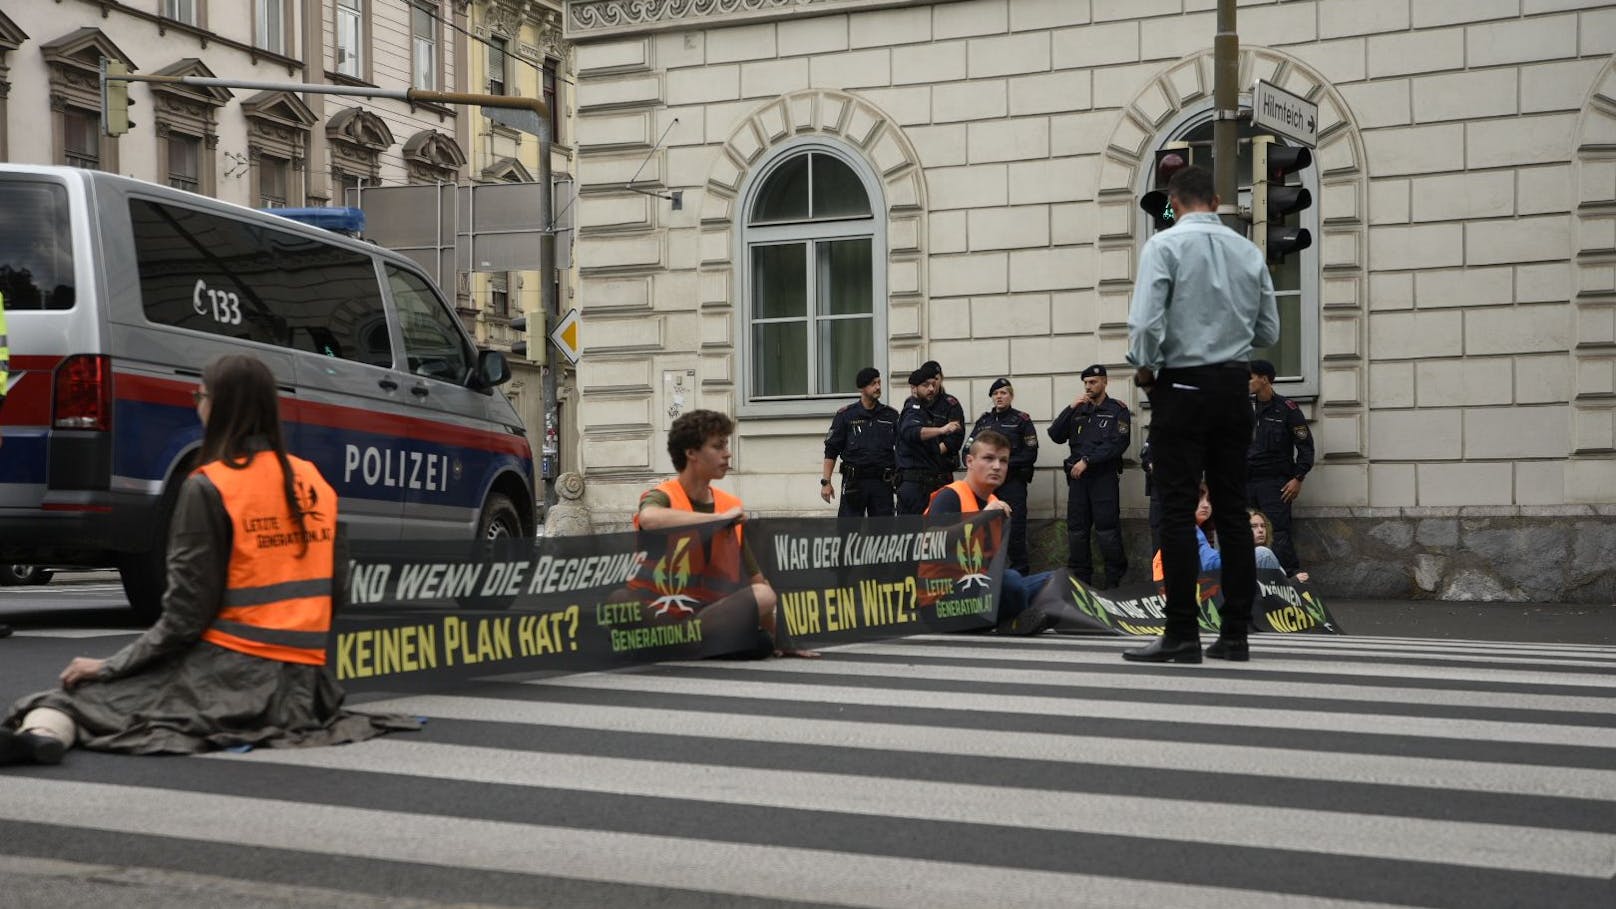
top-left (1, 633), bottom-right (1612, 908)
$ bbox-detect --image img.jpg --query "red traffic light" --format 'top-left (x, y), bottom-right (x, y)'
top-left (1263, 145), bottom-right (1312, 182)
top-left (1154, 149), bottom-right (1188, 189)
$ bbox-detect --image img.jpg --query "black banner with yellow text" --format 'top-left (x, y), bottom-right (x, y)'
top-left (1022, 569), bottom-right (1341, 636)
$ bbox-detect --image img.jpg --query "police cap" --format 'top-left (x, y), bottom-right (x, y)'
top-left (988, 377), bottom-right (1012, 397)
top-left (855, 366), bottom-right (881, 389)
top-left (908, 364), bottom-right (938, 386)
top-left (1080, 364), bottom-right (1107, 380)
top-left (1249, 359), bottom-right (1277, 380)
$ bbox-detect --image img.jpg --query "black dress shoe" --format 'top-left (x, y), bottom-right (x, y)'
top-left (1204, 636), bottom-right (1250, 662)
top-left (0, 728), bottom-right (66, 765)
top-left (1122, 636), bottom-right (1202, 664)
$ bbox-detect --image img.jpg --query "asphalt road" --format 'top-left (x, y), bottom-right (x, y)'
top-left (1, 574), bottom-right (1613, 908)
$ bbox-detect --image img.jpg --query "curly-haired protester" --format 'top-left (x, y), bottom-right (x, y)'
top-left (0, 354), bottom-right (418, 765)
top-left (633, 409), bottom-right (817, 659)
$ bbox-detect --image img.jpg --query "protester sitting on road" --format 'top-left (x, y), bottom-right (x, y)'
top-left (0, 354), bottom-right (418, 766)
top-left (924, 430), bottom-right (1053, 629)
top-left (1249, 508), bottom-right (1309, 582)
top-left (1153, 491), bottom-right (1284, 581)
top-left (633, 409), bottom-right (817, 659)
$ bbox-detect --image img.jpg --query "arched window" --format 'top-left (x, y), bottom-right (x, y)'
top-left (739, 141), bottom-right (884, 409)
top-left (1143, 109), bottom-right (1320, 397)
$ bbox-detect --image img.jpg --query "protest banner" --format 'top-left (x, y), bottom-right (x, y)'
top-left (1019, 568), bottom-right (1341, 636)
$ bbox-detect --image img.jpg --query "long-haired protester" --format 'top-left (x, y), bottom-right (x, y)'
top-left (0, 354), bottom-right (418, 765)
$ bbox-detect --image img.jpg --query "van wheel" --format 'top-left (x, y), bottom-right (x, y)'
top-left (0, 565), bottom-right (53, 586)
top-left (477, 493), bottom-right (523, 541)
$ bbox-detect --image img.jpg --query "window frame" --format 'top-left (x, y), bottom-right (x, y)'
top-left (410, 2), bottom-right (439, 91)
top-left (255, 0), bottom-right (289, 56)
top-left (486, 37), bottom-right (507, 96)
top-left (1143, 103), bottom-right (1321, 400)
top-left (162, 0), bottom-right (202, 27)
top-left (735, 138), bottom-right (886, 419)
top-left (334, 0), bottom-right (367, 81)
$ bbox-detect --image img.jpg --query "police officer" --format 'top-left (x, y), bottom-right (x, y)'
top-left (969, 378), bottom-right (1039, 572)
top-left (821, 366), bottom-right (899, 517)
top-left (896, 364), bottom-right (961, 515)
top-left (922, 360), bottom-right (966, 471)
top-left (1246, 359), bottom-right (1313, 575)
top-left (1048, 364), bottom-right (1131, 588)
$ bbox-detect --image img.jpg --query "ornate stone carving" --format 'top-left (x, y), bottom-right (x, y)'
top-left (569, 0), bottom-right (802, 33)
top-left (542, 472), bottom-right (593, 536)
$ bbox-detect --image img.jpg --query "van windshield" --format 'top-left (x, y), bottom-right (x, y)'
top-left (0, 180), bottom-right (76, 310)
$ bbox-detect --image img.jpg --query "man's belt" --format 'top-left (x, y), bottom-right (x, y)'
top-left (841, 464), bottom-right (896, 483)
top-left (899, 469), bottom-right (951, 487)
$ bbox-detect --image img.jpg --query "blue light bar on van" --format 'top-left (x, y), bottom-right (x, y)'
top-left (262, 206), bottom-right (366, 235)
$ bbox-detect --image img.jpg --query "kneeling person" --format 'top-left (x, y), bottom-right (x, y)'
top-left (925, 430), bottom-right (1053, 629)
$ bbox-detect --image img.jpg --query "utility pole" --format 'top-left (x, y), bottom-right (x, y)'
top-left (1214, 0), bottom-right (1241, 230)
top-left (102, 63), bottom-right (560, 512)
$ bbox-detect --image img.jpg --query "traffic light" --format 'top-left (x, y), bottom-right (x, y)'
top-left (100, 58), bottom-right (134, 137)
top-left (1139, 142), bottom-right (1190, 232)
top-left (1252, 136), bottom-right (1312, 264)
top-left (510, 312), bottom-right (530, 360)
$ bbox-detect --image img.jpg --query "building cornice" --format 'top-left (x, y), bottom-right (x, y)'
top-left (565, 0), bottom-right (940, 41)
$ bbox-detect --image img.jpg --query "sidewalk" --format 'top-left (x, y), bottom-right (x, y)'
top-left (1327, 599), bottom-right (1616, 646)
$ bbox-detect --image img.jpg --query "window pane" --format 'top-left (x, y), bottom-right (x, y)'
top-left (750, 153), bottom-right (810, 224)
top-left (0, 181), bottom-right (76, 310)
top-left (811, 154), bottom-right (871, 219)
top-left (487, 39), bottom-right (506, 95)
top-left (388, 265), bottom-right (473, 384)
top-left (816, 238), bottom-right (871, 316)
top-left (130, 199), bottom-right (390, 367)
top-left (1252, 291), bottom-right (1302, 378)
top-left (64, 110), bottom-right (99, 169)
top-left (168, 135), bottom-right (201, 192)
top-left (816, 317), bottom-right (872, 396)
top-left (259, 155), bottom-right (289, 206)
top-left (257, 0), bottom-right (284, 54)
top-left (752, 243), bottom-right (806, 320)
top-left (753, 321), bottom-right (807, 397)
top-left (337, 7), bottom-right (362, 76)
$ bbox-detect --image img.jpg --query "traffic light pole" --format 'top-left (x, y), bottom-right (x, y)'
top-left (1214, 0), bottom-right (1241, 230)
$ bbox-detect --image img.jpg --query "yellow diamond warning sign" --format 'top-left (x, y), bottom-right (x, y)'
top-left (549, 308), bottom-right (581, 365)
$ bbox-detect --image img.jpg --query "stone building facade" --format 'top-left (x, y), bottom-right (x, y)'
top-left (1, 1), bottom-right (466, 210)
top-left (562, 0), bottom-right (1616, 603)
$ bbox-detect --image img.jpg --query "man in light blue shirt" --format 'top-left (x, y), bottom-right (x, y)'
top-left (1122, 165), bottom-right (1280, 665)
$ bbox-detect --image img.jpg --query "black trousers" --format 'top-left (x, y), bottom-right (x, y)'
top-left (996, 477), bottom-right (1029, 573)
top-left (897, 478), bottom-right (945, 515)
top-left (1247, 475), bottom-right (1300, 574)
top-left (1066, 470), bottom-right (1126, 586)
top-left (838, 475), bottom-right (896, 518)
top-left (1148, 365), bottom-right (1256, 641)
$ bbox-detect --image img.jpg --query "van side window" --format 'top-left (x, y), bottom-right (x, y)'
top-left (386, 265), bottom-right (472, 385)
top-left (0, 181), bottom-right (76, 310)
top-left (130, 199), bottom-right (393, 368)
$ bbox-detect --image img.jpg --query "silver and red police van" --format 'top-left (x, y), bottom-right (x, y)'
top-left (0, 165), bottom-right (535, 621)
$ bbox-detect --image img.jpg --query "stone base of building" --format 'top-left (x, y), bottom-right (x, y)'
top-left (1040, 508), bottom-right (1616, 606)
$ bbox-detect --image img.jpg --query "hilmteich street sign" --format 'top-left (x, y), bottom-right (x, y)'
top-left (1253, 80), bottom-right (1318, 148)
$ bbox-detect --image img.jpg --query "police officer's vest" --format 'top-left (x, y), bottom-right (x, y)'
top-left (627, 479), bottom-right (745, 615)
top-left (198, 451), bottom-right (337, 665)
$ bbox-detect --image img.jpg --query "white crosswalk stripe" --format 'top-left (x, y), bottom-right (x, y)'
top-left (2, 632), bottom-right (1613, 909)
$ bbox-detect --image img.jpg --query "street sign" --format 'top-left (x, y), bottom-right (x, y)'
top-left (1252, 80), bottom-right (1318, 147)
top-left (549, 307), bottom-right (581, 365)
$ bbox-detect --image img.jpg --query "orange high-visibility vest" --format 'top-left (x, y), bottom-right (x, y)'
top-left (198, 451), bottom-right (337, 665)
top-left (627, 479), bottom-right (745, 615)
top-left (919, 480), bottom-right (1004, 606)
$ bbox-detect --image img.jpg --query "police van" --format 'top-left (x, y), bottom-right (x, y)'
top-left (0, 165), bottom-right (536, 621)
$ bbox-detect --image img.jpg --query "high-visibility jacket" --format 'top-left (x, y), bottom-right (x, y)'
top-left (0, 291), bottom-right (10, 401)
top-left (627, 479), bottom-right (745, 616)
top-left (199, 451), bottom-right (337, 665)
top-left (920, 480), bottom-right (1003, 605)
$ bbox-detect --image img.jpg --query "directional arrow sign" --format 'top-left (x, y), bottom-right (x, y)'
top-left (1252, 80), bottom-right (1318, 148)
top-left (549, 307), bottom-right (581, 365)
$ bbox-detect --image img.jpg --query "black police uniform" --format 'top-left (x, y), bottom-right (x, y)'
top-left (1048, 396), bottom-right (1131, 587)
top-left (970, 406), bottom-right (1039, 572)
top-left (824, 399), bottom-right (900, 517)
top-left (1246, 393), bottom-right (1314, 574)
top-left (931, 388), bottom-right (966, 469)
top-left (896, 394), bottom-right (959, 515)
